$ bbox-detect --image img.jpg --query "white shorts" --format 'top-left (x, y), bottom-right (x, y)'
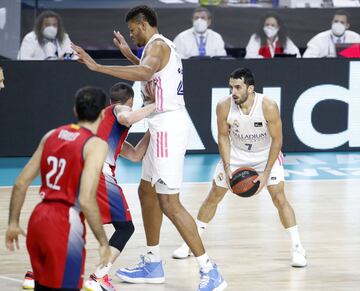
top-left (141, 108), bottom-right (189, 193)
top-left (213, 158), bottom-right (285, 189)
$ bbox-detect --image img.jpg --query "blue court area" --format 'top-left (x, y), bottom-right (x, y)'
top-left (1, 152), bottom-right (360, 187)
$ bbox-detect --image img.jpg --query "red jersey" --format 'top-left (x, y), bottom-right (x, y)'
top-left (97, 105), bottom-right (129, 169)
top-left (39, 124), bottom-right (95, 207)
top-left (258, 40), bottom-right (284, 58)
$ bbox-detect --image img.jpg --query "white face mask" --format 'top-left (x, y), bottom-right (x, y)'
top-left (193, 18), bottom-right (208, 34)
top-left (332, 22), bottom-right (346, 37)
top-left (42, 26), bottom-right (58, 40)
top-left (263, 25), bottom-right (279, 39)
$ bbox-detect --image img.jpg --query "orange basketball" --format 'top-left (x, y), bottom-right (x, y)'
top-left (230, 167), bottom-right (259, 197)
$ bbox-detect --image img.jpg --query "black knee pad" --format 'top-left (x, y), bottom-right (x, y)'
top-left (109, 221), bottom-right (135, 252)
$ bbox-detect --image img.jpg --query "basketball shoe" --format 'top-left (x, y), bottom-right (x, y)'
top-left (115, 255), bottom-right (165, 284)
top-left (22, 271), bottom-right (34, 290)
top-left (291, 246), bottom-right (307, 267)
top-left (172, 243), bottom-right (191, 259)
top-left (84, 273), bottom-right (116, 291)
top-left (198, 264), bottom-right (227, 291)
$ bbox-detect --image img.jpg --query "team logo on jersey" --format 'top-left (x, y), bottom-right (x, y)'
top-left (254, 122), bottom-right (263, 127)
top-left (232, 120), bottom-right (240, 128)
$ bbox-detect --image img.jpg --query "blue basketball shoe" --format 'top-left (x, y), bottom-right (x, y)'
top-left (115, 255), bottom-right (165, 284)
top-left (198, 264), bottom-right (227, 291)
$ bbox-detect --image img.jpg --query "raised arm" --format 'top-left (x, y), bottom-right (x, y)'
top-left (79, 137), bottom-right (110, 267)
top-left (113, 31), bottom-right (140, 65)
top-left (72, 40), bottom-right (166, 81)
top-left (6, 130), bottom-right (52, 251)
top-left (217, 97), bottom-right (232, 181)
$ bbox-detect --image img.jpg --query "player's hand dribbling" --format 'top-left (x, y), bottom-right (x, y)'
top-left (253, 172), bottom-right (269, 195)
top-left (5, 225), bottom-right (26, 251)
top-left (71, 43), bottom-right (99, 71)
top-left (113, 31), bottom-right (133, 59)
top-left (98, 243), bottom-right (111, 268)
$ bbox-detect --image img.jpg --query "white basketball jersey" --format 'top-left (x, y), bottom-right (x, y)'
top-left (140, 34), bottom-right (185, 114)
top-left (227, 93), bottom-right (272, 171)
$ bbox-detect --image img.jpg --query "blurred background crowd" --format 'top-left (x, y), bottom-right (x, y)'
top-left (1, 0), bottom-right (360, 60)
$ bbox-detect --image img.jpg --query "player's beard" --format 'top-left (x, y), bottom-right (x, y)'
top-left (234, 92), bottom-right (248, 105)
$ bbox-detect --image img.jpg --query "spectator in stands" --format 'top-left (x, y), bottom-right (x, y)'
top-left (303, 10), bottom-right (360, 58)
top-left (245, 12), bottom-right (300, 59)
top-left (173, 6), bottom-right (227, 59)
top-left (18, 10), bottom-right (73, 60)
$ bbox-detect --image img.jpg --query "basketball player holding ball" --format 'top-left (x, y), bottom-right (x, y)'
top-left (173, 67), bottom-right (307, 268)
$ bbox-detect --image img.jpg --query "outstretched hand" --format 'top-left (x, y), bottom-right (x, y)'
top-left (71, 43), bottom-right (99, 71)
top-left (113, 31), bottom-right (133, 59)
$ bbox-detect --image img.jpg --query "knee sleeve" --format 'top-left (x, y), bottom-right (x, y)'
top-left (109, 221), bottom-right (135, 252)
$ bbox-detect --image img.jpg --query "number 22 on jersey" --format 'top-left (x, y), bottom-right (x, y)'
top-left (46, 156), bottom-right (66, 190)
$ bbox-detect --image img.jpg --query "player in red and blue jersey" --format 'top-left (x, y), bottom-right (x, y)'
top-left (85, 82), bottom-right (156, 291)
top-left (5, 87), bottom-right (111, 291)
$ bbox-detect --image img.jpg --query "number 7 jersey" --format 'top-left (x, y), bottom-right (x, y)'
top-left (39, 124), bottom-right (95, 207)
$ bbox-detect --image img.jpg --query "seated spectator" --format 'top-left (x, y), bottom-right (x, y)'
top-left (173, 7), bottom-right (226, 59)
top-left (245, 12), bottom-right (300, 59)
top-left (18, 10), bottom-right (73, 60)
top-left (303, 10), bottom-right (360, 58)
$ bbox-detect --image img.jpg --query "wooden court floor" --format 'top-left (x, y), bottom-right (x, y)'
top-left (1, 180), bottom-right (360, 291)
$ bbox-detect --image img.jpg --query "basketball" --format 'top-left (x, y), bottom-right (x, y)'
top-left (230, 167), bottom-right (260, 197)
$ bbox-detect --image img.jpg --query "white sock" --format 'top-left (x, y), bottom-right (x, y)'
top-left (196, 253), bottom-right (213, 272)
top-left (287, 225), bottom-right (303, 250)
top-left (94, 262), bottom-right (112, 278)
top-left (196, 219), bottom-right (208, 236)
top-left (146, 245), bottom-right (161, 262)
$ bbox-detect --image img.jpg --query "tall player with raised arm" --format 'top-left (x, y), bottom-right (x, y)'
top-left (72, 5), bottom-right (226, 291)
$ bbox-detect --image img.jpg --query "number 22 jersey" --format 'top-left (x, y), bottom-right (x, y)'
top-left (39, 124), bottom-right (95, 207)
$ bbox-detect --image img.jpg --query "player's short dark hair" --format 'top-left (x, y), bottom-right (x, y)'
top-left (125, 5), bottom-right (158, 27)
top-left (230, 68), bottom-right (255, 87)
top-left (75, 86), bottom-right (106, 122)
top-left (334, 10), bottom-right (351, 22)
top-left (110, 82), bottom-right (134, 104)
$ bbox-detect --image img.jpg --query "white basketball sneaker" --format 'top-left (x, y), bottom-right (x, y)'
top-left (291, 246), bottom-right (307, 267)
top-left (22, 271), bottom-right (34, 290)
top-left (172, 243), bottom-right (191, 259)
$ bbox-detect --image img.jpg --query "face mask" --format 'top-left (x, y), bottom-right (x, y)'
top-left (332, 22), bottom-right (346, 37)
top-left (263, 25), bottom-right (279, 39)
top-left (193, 18), bottom-right (208, 34)
top-left (42, 26), bottom-right (57, 40)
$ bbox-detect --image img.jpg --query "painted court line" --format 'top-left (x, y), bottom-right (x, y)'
top-left (0, 275), bottom-right (22, 283)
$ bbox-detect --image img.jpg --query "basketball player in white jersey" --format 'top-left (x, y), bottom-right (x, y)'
top-left (72, 5), bottom-right (226, 291)
top-left (173, 67), bottom-right (307, 268)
